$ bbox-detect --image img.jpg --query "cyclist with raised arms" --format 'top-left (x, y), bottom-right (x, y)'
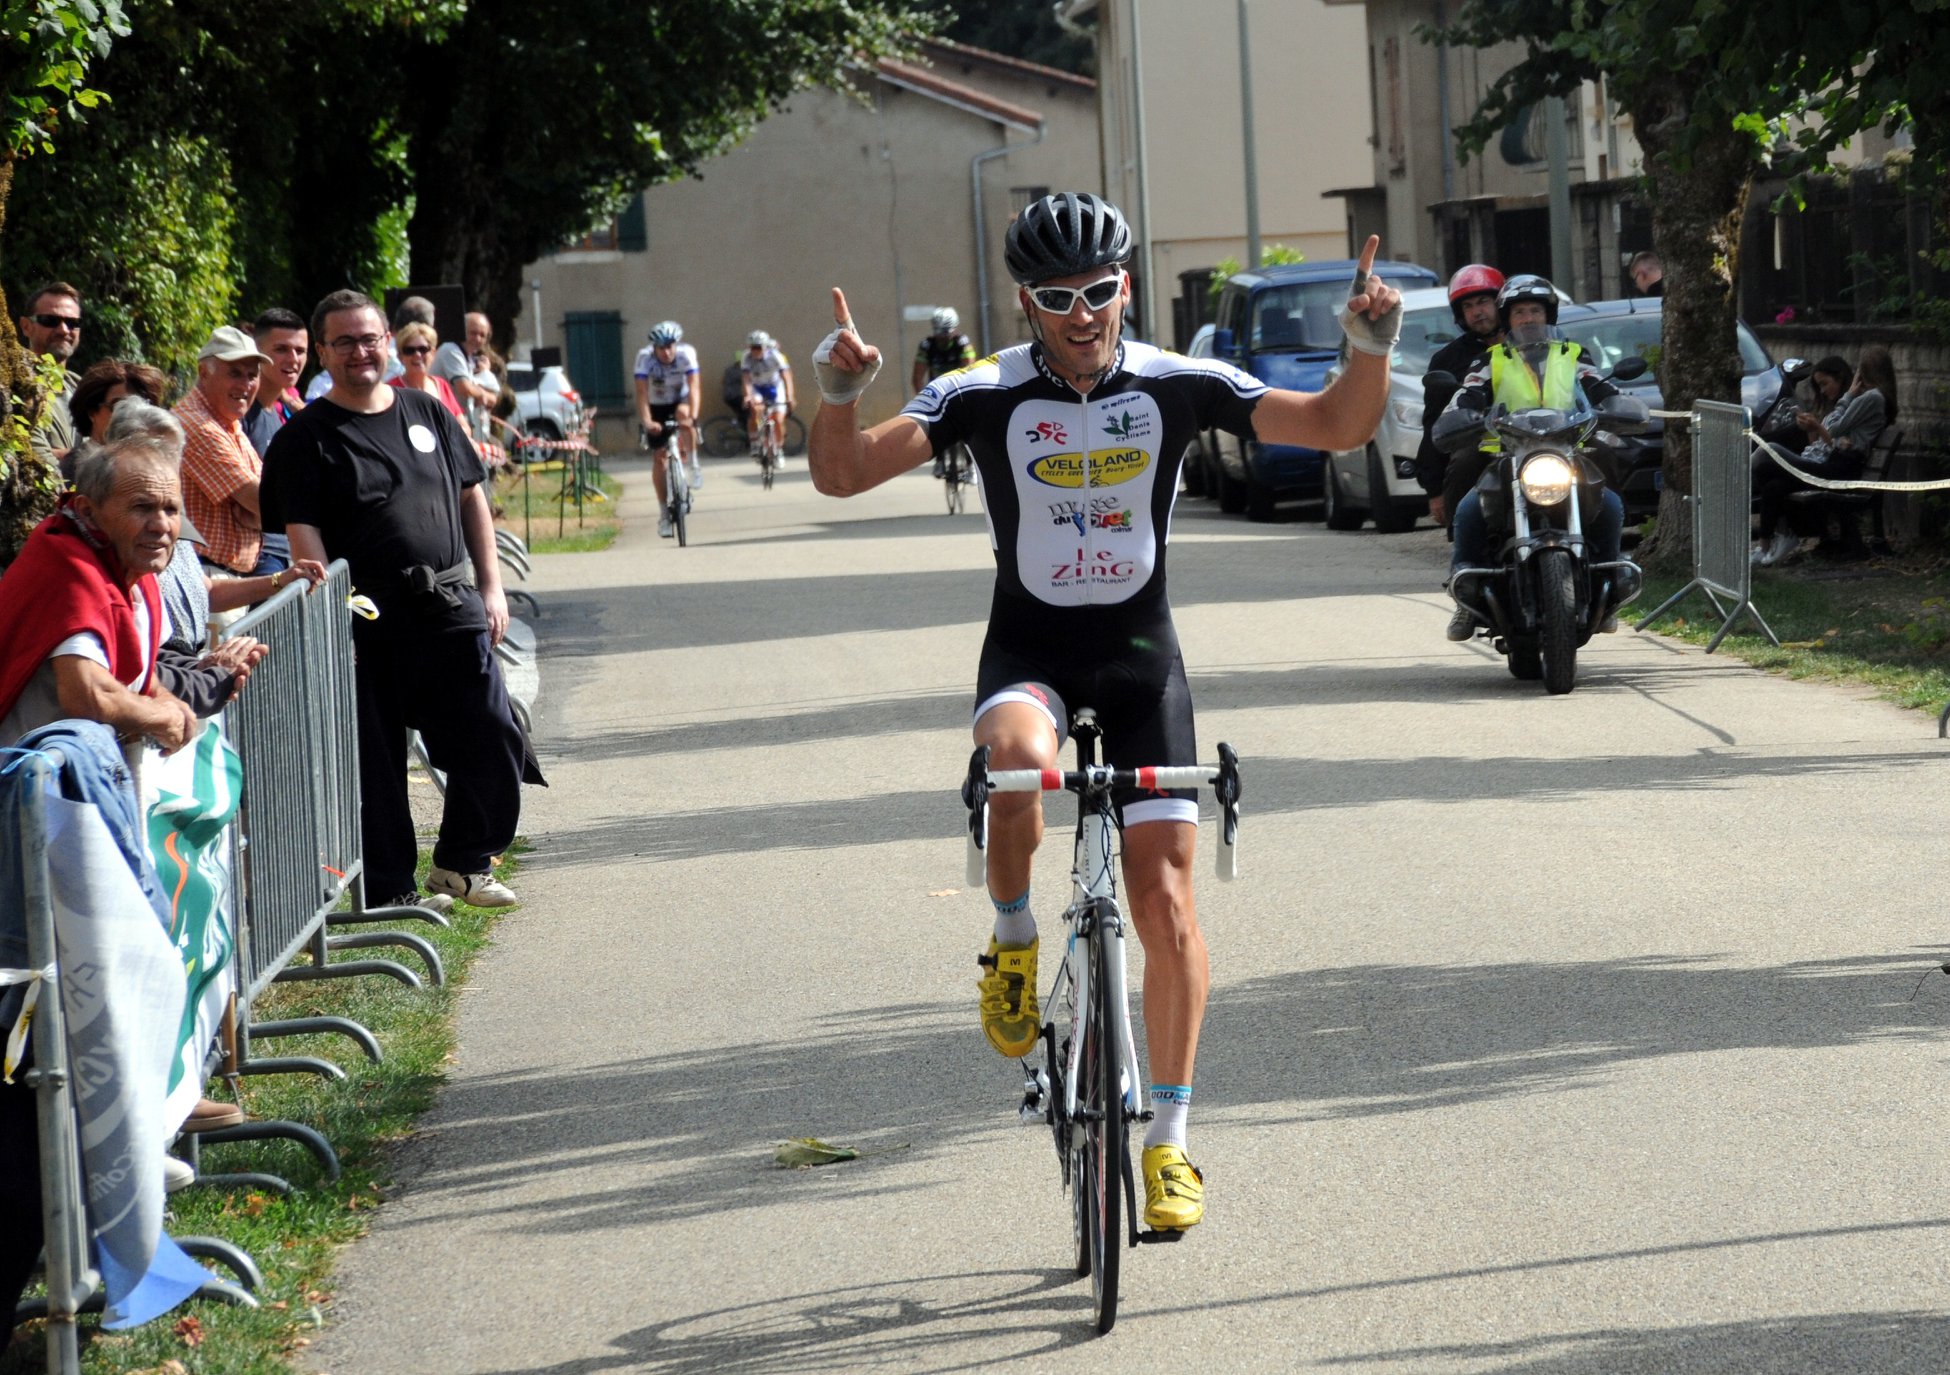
top-left (807, 191), bottom-right (1401, 1232)
top-left (912, 306), bottom-right (978, 478)
top-left (635, 320), bottom-right (700, 536)
top-left (740, 330), bottom-right (794, 463)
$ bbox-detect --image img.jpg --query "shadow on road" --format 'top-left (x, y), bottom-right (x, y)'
top-left (1204, 950), bottom-right (1950, 1124)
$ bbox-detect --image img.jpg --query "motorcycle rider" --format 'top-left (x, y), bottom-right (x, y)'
top-left (1439, 274), bottom-right (1627, 642)
top-left (1417, 264), bottom-right (1505, 527)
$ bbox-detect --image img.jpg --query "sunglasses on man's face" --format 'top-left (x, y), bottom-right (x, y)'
top-left (31, 312), bottom-right (81, 331)
top-left (1027, 274), bottom-right (1122, 315)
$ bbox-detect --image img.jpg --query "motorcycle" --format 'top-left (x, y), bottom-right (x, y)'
top-left (1751, 355), bottom-right (1813, 457)
top-left (1430, 349), bottom-right (1653, 695)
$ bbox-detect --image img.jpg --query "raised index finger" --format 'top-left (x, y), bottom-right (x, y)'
top-left (1349, 234), bottom-right (1381, 301)
top-left (831, 287), bottom-right (855, 332)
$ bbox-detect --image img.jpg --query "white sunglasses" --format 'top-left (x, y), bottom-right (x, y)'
top-left (1027, 273), bottom-right (1124, 315)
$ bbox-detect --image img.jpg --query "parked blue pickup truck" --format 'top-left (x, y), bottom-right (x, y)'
top-left (1199, 258), bottom-right (1438, 520)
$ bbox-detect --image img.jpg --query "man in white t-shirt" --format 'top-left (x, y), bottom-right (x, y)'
top-left (434, 311), bottom-right (497, 436)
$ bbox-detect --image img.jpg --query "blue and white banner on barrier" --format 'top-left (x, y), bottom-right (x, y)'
top-left (146, 717), bottom-right (241, 1133)
top-left (46, 782), bottom-right (211, 1328)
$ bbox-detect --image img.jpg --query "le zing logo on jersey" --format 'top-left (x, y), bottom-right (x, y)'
top-left (1024, 420), bottom-right (1069, 445)
top-left (1027, 447), bottom-right (1151, 489)
top-left (1050, 546), bottom-right (1137, 587)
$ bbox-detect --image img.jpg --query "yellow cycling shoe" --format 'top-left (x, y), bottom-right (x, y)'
top-left (976, 937), bottom-right (1040, 1058)
top-left (1142, 1144), bottom-right (1205, 1230)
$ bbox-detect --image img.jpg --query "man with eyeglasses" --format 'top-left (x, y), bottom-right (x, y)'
top-left (18, 280), bottom-right (85, 468)
top-left (808, 191), bottom-right (1401, 1233)
top-left (261, 290), bottom-right (539, 915)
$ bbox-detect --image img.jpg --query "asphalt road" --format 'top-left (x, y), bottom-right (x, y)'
top-left (312, 454), bottom-right (1950, 1375)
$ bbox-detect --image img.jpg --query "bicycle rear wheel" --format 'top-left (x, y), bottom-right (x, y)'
top-left (701, 415), bottom-right (746, 457)
top-left (1072, 904), bottom-right (1123, 1333)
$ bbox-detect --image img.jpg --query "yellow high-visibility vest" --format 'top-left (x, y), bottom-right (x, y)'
top-left (1482, 341), bottom-right (1582, 453)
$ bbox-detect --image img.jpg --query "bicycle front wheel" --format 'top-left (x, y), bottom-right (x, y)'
top-left (783, 413), bottom-right (808, 455)
top-left (1073, 905), bottom-right (1124, 1333)
top-left (667, 452), bottom-right (689, 547)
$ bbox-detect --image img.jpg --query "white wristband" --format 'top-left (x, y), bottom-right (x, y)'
top-left (812, 327), bottom-right (882, 405)
top-left (1341, 297), bottom-right (1403, 358)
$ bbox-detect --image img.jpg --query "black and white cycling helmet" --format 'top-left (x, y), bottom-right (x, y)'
top-left (747, 329), bottom-right (771, 348)
top-left (931, 307), bottom-right (960, 334)
top-left (648, 320), bottom-right (683, 346)
top-left (1005, 192), bottom-right (1133, 285)
top-left (1496, 275), bottom-right (1559, 328)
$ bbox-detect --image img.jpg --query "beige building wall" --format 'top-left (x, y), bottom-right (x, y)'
top-left (523, 57), bottom-right (1098, 445)
top-left (1086, 0), bottom-right (1375, 338)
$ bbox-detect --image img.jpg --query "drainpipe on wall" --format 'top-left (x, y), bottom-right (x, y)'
top-left (1436, 0), bottom-right (1454, 205)
top-left (1129, 0), bottom-right (1159, 343)
top-left (973, 123), bottom-right (1047, 356)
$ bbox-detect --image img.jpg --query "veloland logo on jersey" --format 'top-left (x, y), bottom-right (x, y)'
top-left (1026, 447), bottom-right (1151, 489)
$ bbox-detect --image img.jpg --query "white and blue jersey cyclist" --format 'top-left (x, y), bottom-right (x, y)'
top-left (805, 191), bottom-right (1403, 1236)
top-left (637, 320), bottom-right (701, 529)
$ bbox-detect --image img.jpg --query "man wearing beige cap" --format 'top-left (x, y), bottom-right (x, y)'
top-left (176, 325), bottom-right (287, 576)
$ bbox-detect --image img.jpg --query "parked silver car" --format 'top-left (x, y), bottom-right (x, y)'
top-left (505, 360), bottom-right (583, 442)
top-left (1320, 286), bottom-right (1453, 532)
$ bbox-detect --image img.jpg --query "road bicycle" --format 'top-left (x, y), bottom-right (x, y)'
top-left (961, 711), bottom-right (1241, 1334)
top-left (942, 442), bottom-right (974, 515)
top-left (658, 425), bottom-right (691, 547)
top-left (755, 414), bottom-right (782, 490)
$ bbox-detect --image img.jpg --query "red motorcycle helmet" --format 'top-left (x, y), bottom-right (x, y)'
top-left (1448, 264), bottom-right (1506, 327)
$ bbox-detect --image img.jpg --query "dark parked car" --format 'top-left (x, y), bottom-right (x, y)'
top-left (1555, 299), bottom-right (1776, 521)
top-left (1198, 258), bottom-right (1440, 520)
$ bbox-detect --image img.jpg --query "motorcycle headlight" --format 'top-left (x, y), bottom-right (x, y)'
top-left (1519, 452), bottom-right (1575, 507)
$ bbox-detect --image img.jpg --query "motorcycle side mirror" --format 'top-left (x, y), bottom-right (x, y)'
top-left (1597, 392), bottom-right (1652, 435)
top-left (1432, 405), bottom-right (1487, 455)
top-left (1609, 356), bottom-right (1649, 383)
top-left (1423, 369), bottom-right (1461, 413)
top-left (1779, 356), bottom-right (1811, 382)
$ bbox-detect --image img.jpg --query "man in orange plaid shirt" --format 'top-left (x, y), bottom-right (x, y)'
top-left (175, 326), bottom-right (286, 576)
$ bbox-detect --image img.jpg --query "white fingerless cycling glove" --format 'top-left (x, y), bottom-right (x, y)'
top-left (812, 327), bottom-right (882, 405)
top-left (1340, 294), bottom-right (1404, 358)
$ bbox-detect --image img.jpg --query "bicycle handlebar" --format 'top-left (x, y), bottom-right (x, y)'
top-left (984, 765), bottom-right (1221, 793)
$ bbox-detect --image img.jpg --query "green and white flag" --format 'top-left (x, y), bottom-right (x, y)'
top-left (145, 715), bottom-right (242, 1132)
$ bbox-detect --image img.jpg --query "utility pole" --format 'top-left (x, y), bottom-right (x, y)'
top-left (1238, 0), bottom-right (1261, 273)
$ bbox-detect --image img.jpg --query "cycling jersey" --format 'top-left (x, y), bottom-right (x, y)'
top-left (916, 332), bottom-right (977, 381)
top-left (634, 343), bottom-right (699, 406)
top-left (741, 346), bottom-right (791, 394)
top-left (901, 340), bottom-right (1266, 620)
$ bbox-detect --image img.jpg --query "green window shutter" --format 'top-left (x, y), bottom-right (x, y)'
top-left (563, 310), bottom-right (628, 410)
top-left (617, 195), bottom-right (647, 252)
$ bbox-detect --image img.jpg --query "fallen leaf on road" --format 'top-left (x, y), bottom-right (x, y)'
top-left (928, 888), bottom-right (959, 898)
top-left (774, 1137), bottom-right (912, 1169)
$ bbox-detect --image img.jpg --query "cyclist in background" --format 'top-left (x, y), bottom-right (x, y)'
top-left (912, 306), bottom-right (978, 477)
top-left (635, 319), bottom-right (700, 538)
top-left (741, 331), bottom-right (794, 463)
top-left (807, 192), bottom-right (1401, 1232)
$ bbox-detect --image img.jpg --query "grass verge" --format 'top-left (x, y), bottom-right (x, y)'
top-left (4, 848), bottom-right (523, 1375)
top-left (494, 463), bottom-right (621, 555)
top-left (1626, 551), bottom-right (1950, 714)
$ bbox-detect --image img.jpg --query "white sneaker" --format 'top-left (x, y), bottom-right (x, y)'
top-left (1760, 531), bottom-right (1799, 566)
top-left (689, 462), bottom-right (703, 488)
top-left (163, 1156), bottom-right (195, 1192)
top-left (426, 865), bottom-right (519, 908)
top-left (659, 514), bottom-right (674, 538)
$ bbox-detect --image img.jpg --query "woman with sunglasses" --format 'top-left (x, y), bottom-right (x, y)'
top-left (389, 321), bottom-right (475, 442)
top-left (808, 191), bottom-right (1402, 1236)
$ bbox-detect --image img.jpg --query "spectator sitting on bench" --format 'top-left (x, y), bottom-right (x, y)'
top-left (1752, 349), bottom-right (1896, 567)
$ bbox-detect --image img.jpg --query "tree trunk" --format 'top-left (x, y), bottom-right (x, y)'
top-left (1630, 77), bottom-right (1754, 573)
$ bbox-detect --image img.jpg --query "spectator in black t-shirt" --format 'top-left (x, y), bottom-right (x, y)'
top-left (1416, 264), bottom-right (1506, 527)
top-left (261, 289), bottom-right (540, 913)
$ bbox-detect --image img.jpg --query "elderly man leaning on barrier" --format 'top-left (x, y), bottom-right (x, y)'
top-left (0, 434), bottom-right (200, 762)
top-left (261, 289), bottom-right (540, 914)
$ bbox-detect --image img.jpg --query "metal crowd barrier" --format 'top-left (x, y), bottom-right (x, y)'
top-left (9, 750), bottom-right (258, 1371)
top-left (1636, 400), bottom-right (1781, 653)
top-left (188, 562), bottom-right (445, 1192)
